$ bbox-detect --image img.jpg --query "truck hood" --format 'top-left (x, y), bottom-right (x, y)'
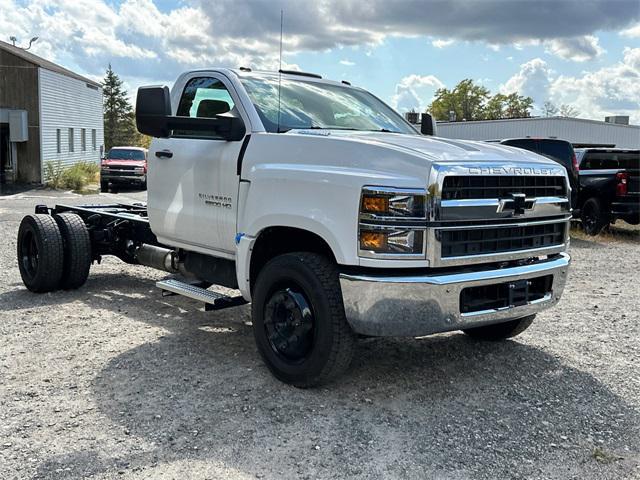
top-left (288, 130), bottom-right (559, 166)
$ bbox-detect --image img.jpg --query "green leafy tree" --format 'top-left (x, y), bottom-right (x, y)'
top-left (103, 64), bottom-right (138, 150)
top-left (503, 92), bottom-right (534, 119)
top-left (428, 79), bottom-right (534, 121)
top-left (429, 79), bottom-right (490, 121)
top-left (483, 93), bottom-right (507, 120)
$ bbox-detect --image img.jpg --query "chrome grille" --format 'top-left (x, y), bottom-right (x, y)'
top-left (439, 221), bottom-right (565, 258)
top-left (442, 176), bottom-right (567, 200)
top-left (426, 162), bottom-right (571, 267)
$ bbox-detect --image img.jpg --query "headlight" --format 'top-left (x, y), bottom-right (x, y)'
top-left (358, 186), bottom-right (427, 258)
top-left (134, 167), bottom-right (145, 173)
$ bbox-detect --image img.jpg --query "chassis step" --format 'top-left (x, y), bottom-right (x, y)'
top-left (156, 278), bottom-right (247, 311)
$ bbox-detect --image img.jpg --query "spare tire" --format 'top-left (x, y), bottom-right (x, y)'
top-left (54, 213), bottom-right (92, 290)
top-left (17, 214), bottom-right (64, 293)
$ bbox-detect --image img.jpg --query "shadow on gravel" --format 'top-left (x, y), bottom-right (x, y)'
top-left (13, 271), bottom-right (638, 479)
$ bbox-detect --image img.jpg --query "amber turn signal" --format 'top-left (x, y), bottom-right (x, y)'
top-left (362, 195), bottom-right (389, 213)
top-left (360, 231), bottom-right (387, 251)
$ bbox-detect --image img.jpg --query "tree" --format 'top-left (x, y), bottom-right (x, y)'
top-left (559, 104), bottom-right (579, 117)
top-left (483, 93), bottom-right (507, 120)
top-left (542, 100), bottom-right (559, 117)
top-left (428, 79), bottom-right (533, 121)
top-left (103, 64), bottom-right (138, 150)
top-left (428, 79), bottom-right (490, 121)
top-left (503, 93), bottom-right (534, 119)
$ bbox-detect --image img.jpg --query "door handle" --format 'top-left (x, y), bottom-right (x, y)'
top-left (155, 149), bottom-right (173, 158)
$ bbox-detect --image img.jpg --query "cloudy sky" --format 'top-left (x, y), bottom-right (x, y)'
top-left (2, 0), bottom-right (640, 122)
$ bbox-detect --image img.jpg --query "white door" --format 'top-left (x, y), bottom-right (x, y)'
top-left (148, 74), bottom-right (245, 257)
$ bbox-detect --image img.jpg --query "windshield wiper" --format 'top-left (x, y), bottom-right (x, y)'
top-left (368, 128), bottom-right (401, 133)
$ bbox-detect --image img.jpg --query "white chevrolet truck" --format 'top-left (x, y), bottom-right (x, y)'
top-left (16, 68), bottom-right (571, 387)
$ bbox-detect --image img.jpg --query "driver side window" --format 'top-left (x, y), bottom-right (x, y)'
top-left (174, 77), bottom-right (236, 138)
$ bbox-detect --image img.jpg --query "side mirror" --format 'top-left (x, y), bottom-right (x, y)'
top-left (136, 86), bottom-right (172, 138)
top-left (420, 113), bottom-right (437, 136)
top-left (135, 85), bottom-right (246, 141)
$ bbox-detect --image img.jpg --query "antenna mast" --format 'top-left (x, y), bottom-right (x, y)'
top-left (277, 9), bottom-right (283, 133)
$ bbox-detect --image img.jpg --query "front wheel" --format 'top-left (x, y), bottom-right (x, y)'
top-left (463, 315), bottom-right (535, 341)
top-left (251, 252), bottom-right (356, 387)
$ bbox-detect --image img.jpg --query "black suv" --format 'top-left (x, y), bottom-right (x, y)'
top-left (576, 148), bottom-right (640, 235)
top-left (490, 138), bottom-right (580, 211)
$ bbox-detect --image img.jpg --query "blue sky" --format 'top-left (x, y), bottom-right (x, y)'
top-left (2, 0), bottom-right (639, 122)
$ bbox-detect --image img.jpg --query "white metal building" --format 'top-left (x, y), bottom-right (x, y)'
top-left (0, 40), bottom-right (103, 184)
top-left (431, 117), bottom-right (639, 149)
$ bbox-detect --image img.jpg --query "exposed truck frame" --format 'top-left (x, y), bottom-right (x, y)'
top-left (17, 68), bottom-right (571, 387)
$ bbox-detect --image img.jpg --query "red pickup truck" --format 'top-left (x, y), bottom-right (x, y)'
top-left (100, 146), bottom-right (148, 192)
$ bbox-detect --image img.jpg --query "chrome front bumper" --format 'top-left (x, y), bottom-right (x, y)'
top-left (339, 253), bottom-right (570, 337)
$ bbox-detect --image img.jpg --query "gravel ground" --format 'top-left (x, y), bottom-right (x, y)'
top-left (1, 188), bottom-right (639, 479)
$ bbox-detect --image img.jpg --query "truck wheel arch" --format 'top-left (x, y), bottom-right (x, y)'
top-left (249, 226), bottom-right (337, 294)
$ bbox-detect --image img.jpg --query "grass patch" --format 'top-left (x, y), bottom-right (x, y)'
top-left (592, 447), bottom-right (624, 464)
top-left (45, 160), bottom-right (100, 192)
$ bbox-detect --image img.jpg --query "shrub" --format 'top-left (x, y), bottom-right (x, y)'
top-left (44, 160), bottom-right (64, 189)
top-left (45, 160), bottom-right (100, 191)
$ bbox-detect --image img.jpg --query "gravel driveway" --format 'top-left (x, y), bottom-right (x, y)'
top-left (1, 189), bottom-right (639, 479)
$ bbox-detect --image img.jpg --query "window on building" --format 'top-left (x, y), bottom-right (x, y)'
top-left (81, 128), bottom-right (86, 151)
top-left (56, 129), bottom-right (61, 154)
top-left (68, 128), bottom-right (74, 152)
top-left (92, 129), bottom-right (97, 150)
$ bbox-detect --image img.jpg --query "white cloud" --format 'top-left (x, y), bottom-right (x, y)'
top-left (544, 35), bottom-right (605, 62)
top-left (391, 74), bottom-right (444, 112)
top-left (501, 58), bottom-right (553, 102)
top-left (550, 47), bottom-right (640, 122)
top-left (501, 50), bottom-right (640, 123)
top-left (431, 39), bottom-right (454, 48)
top-left (621, 22), bottom-right (640, 37)
top-left (339, 59), bottom-right (355, 66)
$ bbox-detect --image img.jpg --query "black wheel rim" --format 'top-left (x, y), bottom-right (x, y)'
top-left (583, 203), bottom-right (597, 231)
top-left (264, 286), bottom-right (315, 363)
top-left (20, 230), bottom-right (39, 280)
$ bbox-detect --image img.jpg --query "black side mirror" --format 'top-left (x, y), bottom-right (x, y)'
top-left (421, 113), bottom-right (436, 136)
top-left (135, 85), bottom-right (246, 141)
top-left (136, 86), bottom-right (172, 138)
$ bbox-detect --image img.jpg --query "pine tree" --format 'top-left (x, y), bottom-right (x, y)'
top-left (102, 64), bottom-right (138, 150)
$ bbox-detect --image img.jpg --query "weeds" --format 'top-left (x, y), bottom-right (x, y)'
top-left (45, 160), bottom-right (100, 192)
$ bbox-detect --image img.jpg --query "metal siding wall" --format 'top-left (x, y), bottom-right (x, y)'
top-left (436, 118), bottom-right (640, 148)
top-left (39, 68), bottom-right (103, 179)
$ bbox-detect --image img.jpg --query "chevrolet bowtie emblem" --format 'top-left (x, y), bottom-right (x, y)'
top-left (497, 193), bottom-right (536, 216)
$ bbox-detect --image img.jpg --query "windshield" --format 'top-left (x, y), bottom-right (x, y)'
top-left (107, 149), bottom-right (145, 160)
top-left (241, 76), bottom-right (417, 135)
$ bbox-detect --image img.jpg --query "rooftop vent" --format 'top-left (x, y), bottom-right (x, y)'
top-left (605, 115), bottom-right (629, 125)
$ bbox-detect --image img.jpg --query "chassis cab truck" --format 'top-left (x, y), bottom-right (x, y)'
top-left (16, 69), bottom-right (571, 387)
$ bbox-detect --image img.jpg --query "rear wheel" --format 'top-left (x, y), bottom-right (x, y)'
top-left (581, 197), bottom-right (609, 235)
top-left (463, 314), bottom-right (535, 341)
top-left (17, 214), bottom-right (64, 293)
top-left (54, 213), bottom-right (92, 289)
top-left (100, 180), bottom-right (109, 192)
top-left (251, 252), bottom-right (356, 387)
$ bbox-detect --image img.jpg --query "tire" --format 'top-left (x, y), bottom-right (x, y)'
top-left (251, 252), bottom-right (356, 388)
top-left (141, 179), bottom-right (147, 190)
top-left (463, 314), bottom-right (535, 341)
top-left (581, 197), bottom-right (609, 235)
top-left (17, 214), bottom-right (64, 293)
top-left (54, 213), bottom-right (92, 290)
top-left (100, 180), bottom-right (109, 192)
